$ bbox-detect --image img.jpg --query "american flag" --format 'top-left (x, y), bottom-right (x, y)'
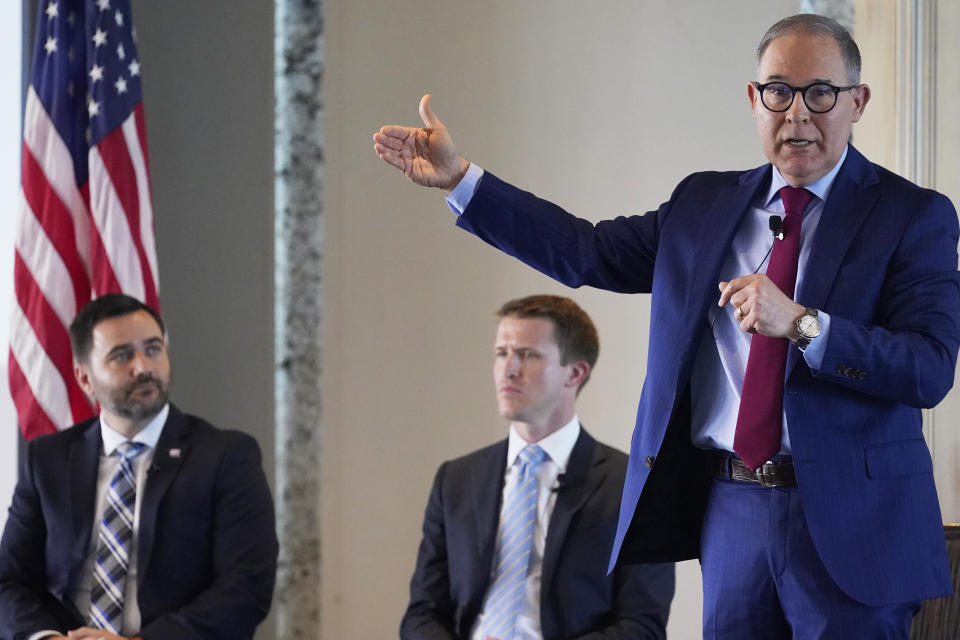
top-left (10, 0), bottom-right (160, 440)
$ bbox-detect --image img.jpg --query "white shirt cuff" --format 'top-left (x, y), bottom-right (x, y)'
top-left (801, 310), bottom-right (831, 369)
top-left (28, 631), bottom-right (62, 640)
top-left (445, 162), bottom-right (484, 215)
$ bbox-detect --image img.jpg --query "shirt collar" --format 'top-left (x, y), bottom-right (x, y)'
top-left (100, 403), bottom-right (169, 456)
top-left (765, 144), bottom-right (848, 208)
top-left (506, 415), bottom-right (580, 473)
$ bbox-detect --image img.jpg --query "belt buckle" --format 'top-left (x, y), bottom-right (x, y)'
top-left (754, 463), bottom-right (777, 487)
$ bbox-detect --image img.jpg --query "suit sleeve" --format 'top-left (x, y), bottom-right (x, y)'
top-left (455, 172), bottom-right (679, 294)
top-left (570, 562), bottom-right (674, 640)
top-left (0, 440), bottom-right (84, 640)
top-left (400, 463), bottom-right (461, 640)
top-left (814, 190), bottom-right (960, 407)
top-left (139, 434), bottom-right (278, 640)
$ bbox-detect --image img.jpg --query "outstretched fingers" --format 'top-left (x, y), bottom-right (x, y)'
top-left (375, 125), bottom-right (414, 147)
top-left (373, 127), bottom-right (414, 172)
top-left (376, 148), bottom-right (406, 172)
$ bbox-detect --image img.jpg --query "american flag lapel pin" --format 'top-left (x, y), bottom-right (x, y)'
top-left (168, 448), bottom-right (182, 459)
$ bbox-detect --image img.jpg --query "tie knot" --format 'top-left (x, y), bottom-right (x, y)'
top-left (517, 445), bottom-right (547, 471)
top-left (778, 186), bottom-right (814, 217)
top-left (116, 441), bottom-right (147, 461)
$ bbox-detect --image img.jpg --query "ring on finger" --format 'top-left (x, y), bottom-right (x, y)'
top-left (735, 306), bottom-right (745, 319)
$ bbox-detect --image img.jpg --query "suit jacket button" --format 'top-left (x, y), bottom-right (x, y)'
top-left (836, 364), bottom-right (846, 375)
top-left (644, 456), bottom-right (655, 468)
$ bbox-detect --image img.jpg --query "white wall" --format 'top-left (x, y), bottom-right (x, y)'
top-left (0, 2), bottom-right (22, 533)
top-left (325, 2), bottom-right (795, 638)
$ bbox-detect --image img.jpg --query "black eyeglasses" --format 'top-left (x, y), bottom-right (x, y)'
top-left (753, 81), bottom-right (859, 114)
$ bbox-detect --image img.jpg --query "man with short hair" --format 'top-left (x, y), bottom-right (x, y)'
top-left (376, 13), bottom-right (960, 638)
top-left (400, 295), bottom-right (674, 640)
top-left (0, 294), bottom-right (278, 640)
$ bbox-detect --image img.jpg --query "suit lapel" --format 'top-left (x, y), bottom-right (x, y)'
top-left (788, 146), bottom-right (879, 374)
top-left (68, 422), bottom-right (102, 585)
top-left (682, 166), bottom-right (770, 360)
top-left (471, 441), bottom-right (508, 581)
top-left (137, 405), bottom-right (190, 582)
top-left (540, 429), bottom-right (600, 598)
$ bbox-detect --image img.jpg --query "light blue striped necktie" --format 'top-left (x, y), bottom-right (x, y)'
top-left (89, 441), bottom-right (147, 633)
top-left (482, 444), bottom-right (548, 640)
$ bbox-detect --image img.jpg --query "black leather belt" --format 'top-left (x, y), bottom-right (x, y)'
top-left (717, 454), bottom-right (797, 488)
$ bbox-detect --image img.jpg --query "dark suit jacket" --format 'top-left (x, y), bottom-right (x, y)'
top-left (400, 428), bottom-right (674, 640)
top-left (0, 404), bottom-right (278, 640)
top-left (455, 145), bottom-right (960, 607)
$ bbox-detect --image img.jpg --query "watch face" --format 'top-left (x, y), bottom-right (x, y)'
top-left (798, 313), bottom-right (821, 337)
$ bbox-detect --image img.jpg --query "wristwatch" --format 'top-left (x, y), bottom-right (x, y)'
top-left (793, 308), bottom-right (821, 351)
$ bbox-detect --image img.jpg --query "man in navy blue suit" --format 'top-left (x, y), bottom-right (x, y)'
top-left (375, 13), bottom-right (960, 639)
top-left (400, 295), bottom-right (673, 640)
top-left (0, 294), bottom-right (278, 640)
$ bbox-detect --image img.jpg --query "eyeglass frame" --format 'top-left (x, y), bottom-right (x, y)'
top-left (752, 81), bottom-right (860, 114)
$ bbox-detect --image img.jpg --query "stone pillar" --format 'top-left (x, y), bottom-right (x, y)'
top-left (801, 0), bottom-right (855, 32)
top-left (274, 1), bottom-right (324, 637)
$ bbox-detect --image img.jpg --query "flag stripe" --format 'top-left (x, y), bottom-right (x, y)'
top-left (88, 146), bottom-right (146, 301)
top-left (83, 180), bottom-right (125, 298)
top-left (96, 124), bottom-right (141, 263)
top-left (133, 104), bottom-right (151, 182)
top-left (9, 303), bottom-right (72, 433)
top-left (13, 253), bottom-right (92, 423)
top-left (19, 152), bottom-right (90, 318)
top-left (122, 110), bottom-right (160, 310)
top-left (99, 117), bottom-right (159, 309)
top-left (15, 190), bottom-right (81, 329)
top-left (21, 87), bottom-right (92, 278)
top-left (8, 352), bottom-right (57, 441)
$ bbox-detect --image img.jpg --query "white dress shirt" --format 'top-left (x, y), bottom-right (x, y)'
top-left (690, 150), bottom-right (844, 453)
top-left (470, 416), bottom-right (581, 640)
top-left (31, 404), bottom-right (168, 640)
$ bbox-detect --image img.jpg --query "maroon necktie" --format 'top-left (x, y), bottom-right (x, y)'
top-left (732, 186), bottom-right (814, 471)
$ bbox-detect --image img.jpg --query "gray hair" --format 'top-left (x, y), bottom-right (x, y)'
top-left (756, 14), bottom-right (861, 84)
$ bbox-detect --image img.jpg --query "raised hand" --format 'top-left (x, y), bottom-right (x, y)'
top-left (373, 94), bottom-right (470, 192)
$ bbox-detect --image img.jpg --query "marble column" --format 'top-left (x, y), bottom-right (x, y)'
top-left (274, 0), bottom-right (324, 638)
top-left (801, 0), bottom-right (855, 32)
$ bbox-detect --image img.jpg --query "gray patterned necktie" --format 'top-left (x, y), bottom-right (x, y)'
top-left (89, 441), bottom-right (147, 632)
